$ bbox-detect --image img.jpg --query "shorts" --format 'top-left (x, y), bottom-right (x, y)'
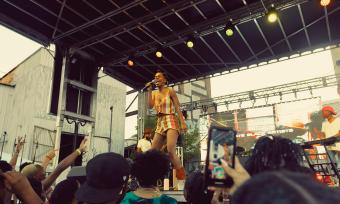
top-left (155, 114), bottom-right (180, 135)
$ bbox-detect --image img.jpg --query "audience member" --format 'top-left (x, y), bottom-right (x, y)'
top-left (137, 128), bottom-right (152, 153)
top-left (184, 171), bottom-right (213, 204)
top-left (246, 135), bottom-right (304, 175)
top-left (121, 150), bottom-right (177, 204)
top-left (27, 177), bottom-right (43, 200)
top-left (0, 161), bottom-right (13, 204)
top-left (232, 170), bottom-right (340, 204)
top-left (9, 137), bottom-right (25, 169)
top-left (2, 170), bottom-right (42, 204)
top-left (21, 138), bottom-right (87, 193)
top-left (49, 178), bottom-right (79, 204)
top-left (21, 164), bottom-right (46, 182)
top-left (19, 162), bottom-right (32, 172)
top-left (76, 152), bottom-right (130, 204)
top-left (210, 156), bottom-right (340, 204)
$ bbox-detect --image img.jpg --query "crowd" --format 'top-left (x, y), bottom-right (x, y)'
top-left (0, 133), bottom-right (339, 204)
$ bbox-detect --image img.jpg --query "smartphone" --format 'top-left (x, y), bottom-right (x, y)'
top-left (205, 126), bottom-right (237, 187)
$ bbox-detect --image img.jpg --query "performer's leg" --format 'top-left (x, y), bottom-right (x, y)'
top-left (151, 133), bottom-right (165, 150)
top-left (167, 129), bottom-right (185, 180)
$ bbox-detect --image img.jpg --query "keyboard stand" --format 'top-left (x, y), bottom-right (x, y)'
top-left (300, 138), bottom-right (340, 185)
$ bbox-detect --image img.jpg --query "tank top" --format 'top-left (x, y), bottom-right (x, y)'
top-left (154, 88), bottom-right (175, 115)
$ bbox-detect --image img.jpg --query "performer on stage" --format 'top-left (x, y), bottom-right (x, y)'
top-left (145, 71), bottom-right (187, 182)
top-left (137, 128), bottom-right (152, 153)
top-left (315, 105), bottom-right (340, 167)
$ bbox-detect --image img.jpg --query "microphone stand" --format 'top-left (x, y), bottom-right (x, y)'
top-left (125, 83), bottom-right (154, 113)
top-left (0, 131), bottom-right (7, 160)
top-left (109, 106), bottom-right (113, 152)
top-left (125, 82), bottom-right (154, 147)
top-left (32, 139), bottom-right (39, 163)
top-left (19, 135), bottom-right (26, 166)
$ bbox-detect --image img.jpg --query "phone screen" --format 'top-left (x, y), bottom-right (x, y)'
top-left (206, 127), bottom-right (236, 187)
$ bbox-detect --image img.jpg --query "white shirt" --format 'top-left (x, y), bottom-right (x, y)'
top-left (137, 138), bottom-right (152, 152)
top-left (322, 117), bottom-right (340, 151)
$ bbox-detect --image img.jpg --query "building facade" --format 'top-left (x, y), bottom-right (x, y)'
top-left (0, 47), bottom-right (126, 170)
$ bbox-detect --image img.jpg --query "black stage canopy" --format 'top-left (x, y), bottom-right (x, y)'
top-left (1, 0), bottom-right (340, 89)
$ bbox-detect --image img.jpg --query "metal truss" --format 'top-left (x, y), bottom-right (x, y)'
top-left (2, 0), bottom-right (331, 73)
top-left (181, 74), bottom-right (340, 111)
top-left (200, 96), bottom-right (321, 117)
top-left (81, 0), bottom-right (308, 65)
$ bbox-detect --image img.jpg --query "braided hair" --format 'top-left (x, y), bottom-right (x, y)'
top-left (246, 135), bottom-right (304, 175)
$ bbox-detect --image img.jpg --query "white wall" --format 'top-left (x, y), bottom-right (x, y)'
top-left (0, 48), bottom-right (126, 167)
top-left (1, 48), bottom-right (56, 160)
top-left (94, 71), bottom-right (126, 155)
top-left (0, 85), bottom-right (14, 137)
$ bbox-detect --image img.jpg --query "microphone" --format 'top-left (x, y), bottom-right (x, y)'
top-left (142, 79), bottom-right (156, 91)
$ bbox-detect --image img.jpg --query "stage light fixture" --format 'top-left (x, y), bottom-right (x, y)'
top-left (155, 51), bottom-right (163, 58)
top-left (266, 7), bottom-right (278, 23)
top-left (186, 37), bottom-right (195, 48)
top-left (320, 0), bottom-right (331, 7)
top-left (127, 59), bottom-right (134, 67)
top-left (225, 21), bottom-right (234, 37)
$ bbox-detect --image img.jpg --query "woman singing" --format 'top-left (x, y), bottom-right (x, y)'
top-left (146, 71), bottom-right (187, 183)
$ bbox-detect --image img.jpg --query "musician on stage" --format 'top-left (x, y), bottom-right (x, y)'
top-left (136, 128), bottom-right (152, 153)
top-left (145, 71), bottom-right (187, 184)
top-left (315, 106), bottom-right (340, 167)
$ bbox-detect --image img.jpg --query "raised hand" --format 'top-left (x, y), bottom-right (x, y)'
top-left (45, 149), bottom-right (58, 160)
top-left (145, 81), bottom-right (153, 91)
top-left (78, 138), bottom-right (88, 153)
top-left (221, 157), bottom-right (250, 195)
top-left (15, 137), bottom-right (25, 153)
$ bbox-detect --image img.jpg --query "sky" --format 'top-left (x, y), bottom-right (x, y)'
top-left (124, 50), bottom-right (338, 138)
top-left (0, 25), bottom-right (338, 139)
top-left (0, 25), bottom-right (41, 77)
top-left (211, 51), bottom-right (335, 97)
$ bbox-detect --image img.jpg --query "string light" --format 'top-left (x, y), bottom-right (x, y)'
top-left (127, 59), bottom-right (134, 67)
top-left (320, 0), bottom-right (331, 7)
top-left (186, 37), bottom-right (195, 48)
top-left (155, 51), bottom-right (163, 58)
top-left (266, 7), bottom-right (278, 23)
top-left (225, 21), bottom-right (234, 37)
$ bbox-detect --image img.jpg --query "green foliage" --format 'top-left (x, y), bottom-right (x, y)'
top-left (135, 115), bottom-right (157, 133)
top-left (144, 115), bottom-right (157, 129)
top-left (183, 125), bottom-right (201, 162)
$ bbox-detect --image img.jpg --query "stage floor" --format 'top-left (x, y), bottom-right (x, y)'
top-left (163, 190), bottom-right (186, 202)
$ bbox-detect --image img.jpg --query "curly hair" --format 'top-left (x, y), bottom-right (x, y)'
top-left (131, 150), bottom-right (170, 187)
top-left (246, 135), bottom-right (304, 175)
top-left (155, 70), bottom-right (167, 80)
top-left (184, 171), bottom-right (213, 204)
top-left (50, 179), bottom-right (79, 204)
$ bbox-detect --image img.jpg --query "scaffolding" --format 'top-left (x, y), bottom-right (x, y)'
top-left (181, 74), bottom-right (339, 112)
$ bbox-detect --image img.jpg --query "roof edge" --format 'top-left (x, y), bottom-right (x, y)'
top-left (0, 82), bottom-right (15, 88)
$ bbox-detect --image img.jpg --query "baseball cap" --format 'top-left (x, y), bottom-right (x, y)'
top-left (322, 106), bottom-right (336, 115)
top-left (76, 152), bottom-right (130, 203)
